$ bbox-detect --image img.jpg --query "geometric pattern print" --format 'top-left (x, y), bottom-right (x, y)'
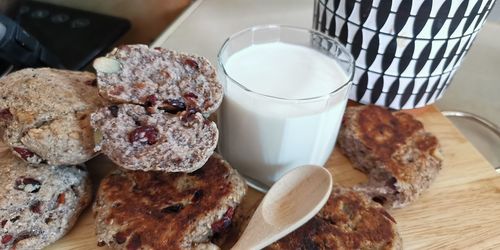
top-left (313, 0), bottom-right (497, 109)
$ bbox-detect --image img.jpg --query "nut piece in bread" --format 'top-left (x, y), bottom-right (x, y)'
top-left (93, 153), bottom-right (247, 250)
top-left (338, 105), bottom-right (443, 208)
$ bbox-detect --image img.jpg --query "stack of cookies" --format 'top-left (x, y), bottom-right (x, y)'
top-left (90, 45), bottom-right (247, 249)
top-left (0, 68), bottom-right (103, 249)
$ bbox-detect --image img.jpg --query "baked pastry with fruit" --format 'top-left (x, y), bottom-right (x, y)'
top-left (0, 152), bottom-right (91, 250)
top-left (90, 104), bottom-right (218, 172)
top-left (93, 153), bottom-right (246, 250)
top-left (338, 105), bottom-right (443, 208)
top-left (0, 68), bottom-right (106, 165)
top-left (266, 186), bottom-right (401, 249)
top-left (93, 44), bottom-right (223, 116)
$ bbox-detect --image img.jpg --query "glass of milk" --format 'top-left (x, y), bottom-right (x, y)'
top-left (217, 25), bottom-right (354, 191)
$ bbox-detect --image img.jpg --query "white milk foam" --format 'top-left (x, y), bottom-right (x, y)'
top-left (218, 42), bottom-right (349, 186)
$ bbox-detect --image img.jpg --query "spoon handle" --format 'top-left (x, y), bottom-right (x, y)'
top-left (231, 205), bottom-right (274, 250)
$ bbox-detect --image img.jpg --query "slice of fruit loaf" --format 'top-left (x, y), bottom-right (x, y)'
top-left (93, 44), bottom-right (223, 116)
top-left (91, 104), bottom-right (218, 172)
top-left (338, 105), bottom-right (443, 208)
top-left (93, 153), bottom-right (246, 250)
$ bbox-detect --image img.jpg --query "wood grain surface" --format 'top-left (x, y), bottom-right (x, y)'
top-left (2, 105), bottom-right (499, 249)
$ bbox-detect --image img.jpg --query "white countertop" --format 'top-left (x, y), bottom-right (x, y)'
top-left (153, 0), bottom-right (499, 167)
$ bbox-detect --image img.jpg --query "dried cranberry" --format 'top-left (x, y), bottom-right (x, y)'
top-left (203, 119), bottom-right (212, 126)
top-left (126, 233), bottom-right (141, 250)
top-left (0, 220), bottom-right (6, 228)
top-left (108, 105), bottom-right (119, 117)
top-left (14, 177), bottom-right (41, 193)
top-left (1, 234), bottom-right (13, 244)
top-left (13, 147), bottom-right (34, 160)
top-left (161, 204), bottom-right (183, 213)
top-left (114, 232), bottom-right (128, 244)
top-left (183, 92), bottom-right (198, 99)
top-left (192, 190), bottom-right (203, 202)
top-left (85, 79), bottom-right (97, 86)
top-left (211, 207), bottom-right (235, 234)
top-left (184, 59), bottom-right (199, 70)
top-left (372, 196), bottom-right (387, 205)
top-left (180, 109), bottom-right (198, 124)
top-left (144, 95), bottom-right (157, 107)
top-left (183, 92), bottom-right (198, 110)
top-left (30, 201), bottom-right (42, 214)
top-left (128, 125), bottom-right (159, 145)
top-left (57, 193), bottom-right (65, 205)
top-left (160, 99), bottom-right (186, 114)
top-left (0, 109), bottom-right (13, 121)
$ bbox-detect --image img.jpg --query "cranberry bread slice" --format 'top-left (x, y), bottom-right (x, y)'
top-left (93, 154), bottom-right (247, 250)
top-left (338, 105), bottom-right (443, 208)
top-left (93, 44), bottom-right (223, 116)
top-left (91, 104), bottom-right (218, 172)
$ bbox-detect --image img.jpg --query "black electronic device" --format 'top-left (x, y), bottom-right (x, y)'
top-left (0, 14), bottom-right (63, 68)
top-left (1, 0), bottom-right (130, 72)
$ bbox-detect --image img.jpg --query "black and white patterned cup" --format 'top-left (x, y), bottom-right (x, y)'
top-left (313, 0), bottom-right (496, 109)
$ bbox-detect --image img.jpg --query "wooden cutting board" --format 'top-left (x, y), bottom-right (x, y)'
top-left (2, 105), bottom-right (498, 249)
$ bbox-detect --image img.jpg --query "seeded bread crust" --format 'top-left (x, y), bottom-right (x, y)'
top-left (93, 153), bottom-right (247, 250)
top-left (0, 68), bottom-right (106, 165)
top-left (91, 104), bottom-right (218, 172)
top-left (93, 44), bottom-right (223, 116)
top-left (338, 105), bottom-right (443, 208)
top-left (0, 152), bottom-right (92, 250)
top-left (265, 186), bottom-right (402, 250)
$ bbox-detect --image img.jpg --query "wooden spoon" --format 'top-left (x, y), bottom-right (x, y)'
top-left (231, 165), bottom-right (333, 250)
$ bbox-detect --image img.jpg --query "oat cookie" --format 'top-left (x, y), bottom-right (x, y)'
top-left (0, 68), bottom-right (106, 165)
top-left (93, 44), bottom-right (223, 116)
top-left (0, 152), bottom-right (92, 250)
top-left (338, 105), bottom-right (443, 208)
top-left (91, 104), bottom-right (218, 172)
top-left (266, 186), bottom-right (402, 250)
top-left (93, 154), bottom-right (246, 250)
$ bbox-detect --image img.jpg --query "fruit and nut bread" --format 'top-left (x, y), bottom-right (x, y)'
top-left (219, 185), bottom-right (402, 250)
top-left (91, 104), bottom-right (218, 172)
top-left (0, 68), bottom-right (106, 165)
top-left (0, 152), bottom-right (91, 250)
top-left (93, 44), bottom-right (223, 116)
top-left (338, 105), bottom-right (443, 208)
top-left (93, 154), bottom-right (246, 250)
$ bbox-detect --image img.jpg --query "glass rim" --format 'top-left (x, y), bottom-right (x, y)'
top-left (217, 24), bottom-right (355, 102)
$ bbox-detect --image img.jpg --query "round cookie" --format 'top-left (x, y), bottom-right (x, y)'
top-left (0, 152), bottom-right (92, 250)
top-left (91, 104), bottom-right (218, 172)
top-left (0, 68), bottom-right (106, 165)
top-left (93, 153), bottom-right (247, 250)
top-left (93, 44), bottom-right (223, 116)
top-left (266, 186), bottom-right (402, 250)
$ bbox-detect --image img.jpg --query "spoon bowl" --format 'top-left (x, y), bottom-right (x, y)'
top-left (232, 165), bottom-right (333, 250)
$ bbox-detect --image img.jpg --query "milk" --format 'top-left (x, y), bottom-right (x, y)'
top-left (218, 42), bottom-right (350, 187)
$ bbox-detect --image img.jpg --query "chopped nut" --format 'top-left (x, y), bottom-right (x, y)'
top-left (14, 177), bottom-right (41, 193)
top-left (93, 57), bottom-right (122, 73)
